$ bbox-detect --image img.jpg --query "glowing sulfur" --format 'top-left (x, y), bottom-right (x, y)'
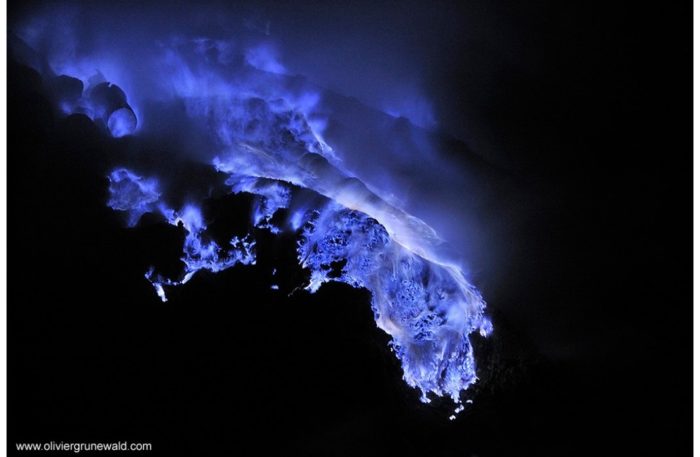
top-left (147, 205), bottom-right (257, 301)
top-left (107, 107), bottom-right (137, 137)
top-left (107, 168), bottom-right (160, 226)
top-left (294, 204), bottom-right (490, 404)
top-left (20, 24), bottom-right (494, 411)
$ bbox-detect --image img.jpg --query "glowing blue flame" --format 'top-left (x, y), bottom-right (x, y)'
top-left (51, 77), bottom-right (139, 137)
top-left (15, 14), bottom-right (492, 412)
top-left (107, 107), bottom-right (137, 137)
top-left (295, 203), bottom-right (491, 404)
top-left (147, 203), bottom-right (257, 302)
top-left (107, 168), bottom-right (160, 226)
top-left (108, 161), bottom-right (491, 406)
top-left (227, 176), bottom-right (291, 233)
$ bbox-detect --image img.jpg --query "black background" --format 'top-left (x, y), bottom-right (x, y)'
top-left (8, 1), bottom-right (692, 456)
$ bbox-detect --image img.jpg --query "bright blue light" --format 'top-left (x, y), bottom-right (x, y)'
top-left (110, 63), bottom-right (493, 410)
top-left (148, 204), bottom-right (257, 300)
top-left (17, 13), bottom-right (492, 412)
top-left (295, 203), bottom-right (490, 404)
top-left (107, 107), bottom-right (137, 137)
top-left (107, 168), bottom-right (160, 226)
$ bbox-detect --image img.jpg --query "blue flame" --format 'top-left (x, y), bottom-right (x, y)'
top-left (15, 11), bottom-right (492, 413)
top-left (108, 161), bottom-right (491, 406)
top-left (295, 204), bottom-right (491, 404)
top-left (146, 203), bottom-right (257, 302)
top-left (107, 107), bottom-right (137, 137)
top-left (107, 168), bottom-right (160, 226)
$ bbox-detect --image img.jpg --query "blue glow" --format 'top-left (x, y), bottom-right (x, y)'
top-left (107, 107), bottom-right (137, 137)
top-left (149, 204), bottom-right (257, 301)
top-left (107, 168), bottom-right (160, 226)
top-left (49, 76), bottom-right (138, 138)
top-left (295, 203), bottom-right (490, 403)
top-left (245, 43), bottom-right (287, 75)
top-left (16, 14), bottom-right (492, 413)
top-left (105, 64), bottom-right (491, 410)
top-left (227, 176), bottom-right (291, 231)
top-left (107, 162), bottom-right (491, 407)
top-left (108, 173), bottom-right (258, 300)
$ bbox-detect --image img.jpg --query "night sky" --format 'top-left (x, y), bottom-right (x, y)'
top-left (8, 1), bottom-right (692, 456)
